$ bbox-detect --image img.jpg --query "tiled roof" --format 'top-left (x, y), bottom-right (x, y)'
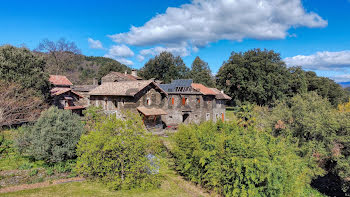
top-left (50, 87), bottom-right (83, 98)
top-left (49, 75), bottom-right (73, 86)
top-left (191, 83), bottom-right (217, 95)
top-left (72, 85), bottom-right (98, 92)
top-left (89, 80), bottom-right (166, 96)
top-left (137, 106), bottom-right (167, 116)
top-left (210, 88), bottom-right (232, 100)
top-left (64, 106), bottom-right (86, 110)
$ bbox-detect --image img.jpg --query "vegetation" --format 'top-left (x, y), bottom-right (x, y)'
top-left (256, 92), bottom-right (350, 195)
top-left (96, 60), bottom-right (131, 82)
top-left (76, 110), bottom-right (162, 190)
top-left (0, 81), bottom-right (46, 127)
top-left (190, 56), bottom-right (214, 87)
top-left (171, 121), bottom-right (319, 196)
top-left (139, 52), bottom-right (190, 83)
top-left (16, 107), bottom-right (85, 163)
top-left (216, 49), bottom-right (346, 106)
top-left (0, 45), bottom-right (50, 98)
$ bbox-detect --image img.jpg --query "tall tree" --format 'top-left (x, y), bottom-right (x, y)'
top-left (190, 56), bottom-right (214, 87)
top-left (0, 45), bottom-right (50, 98)
top-left (35, 38), bottom-right (82, 74)
top-left (216, 49), bottom-right (291, 106)
top-left (139, 52), bottom-right (190, 83)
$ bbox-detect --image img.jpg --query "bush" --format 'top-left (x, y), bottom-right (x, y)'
top-left (16, 107), bottom-right (85, 163)
top-left (263, 92), bottom-right (350, 195)
top-left (172, 121), bottom-right (319, 196)
top-left (75, 111), bottom-right (161, 190)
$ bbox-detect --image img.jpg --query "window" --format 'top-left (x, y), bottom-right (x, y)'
top-left (114, 100), bottom-right (118, 109)
top-left (104, 99), bottom-right (108, 110)
top-left (206, 113), bottom-right (210, 121)
top-left (197, 98), bottom-right (200, 104)
top-left (146, 98), bottom-right (151, 106)
top-left (182, 97), bottom-right (187, 106)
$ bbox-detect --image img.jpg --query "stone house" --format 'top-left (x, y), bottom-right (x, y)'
top-left (159, 80), bottom-right (231, 126)
top-left (88, 72), bottom-right (231, 128)
top-left (49, 75), bottom-right (85, 115)
top-left (88, 80), bottom-right (168, 129)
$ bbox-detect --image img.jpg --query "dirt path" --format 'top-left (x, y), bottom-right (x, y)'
top-left (0, 177), bottom-right (85, 194)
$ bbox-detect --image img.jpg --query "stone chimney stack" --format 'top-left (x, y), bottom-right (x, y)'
top-left (124, 70), bottom-right (127, 75)
top-left (93, 78), bottom-right (97, 85)
top-left (131, 69), bottom-right (137, 77)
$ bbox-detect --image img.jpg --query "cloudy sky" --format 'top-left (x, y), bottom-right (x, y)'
top-left (1, 0), bottom-right (350, 82)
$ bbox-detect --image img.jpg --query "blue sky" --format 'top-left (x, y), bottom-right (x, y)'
top-left (1, 0), bottom-right (350, 82)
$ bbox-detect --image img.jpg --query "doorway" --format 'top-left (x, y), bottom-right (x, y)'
top-left (182, 113), bottom-right (189, 123)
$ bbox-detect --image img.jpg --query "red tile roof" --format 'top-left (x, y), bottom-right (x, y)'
top-left (191, 83), bottom-right (217, 95)
top-left (50, 87), bottom-right (83, 98)
top-left (49, 75), bottom-right (73, 86)
top-left (64, 106), bottom-right (86, 110)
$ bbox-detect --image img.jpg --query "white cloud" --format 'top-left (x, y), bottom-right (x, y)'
top-left (331, 74), bottom-right (350, 83)
top-left (115, 58), bottom-right (134, 66)
top-left (105, 45), bottom-right (134, 58)
top-left (140, 46), bottom-right (190, 57)
top-left (284, 51), bottom-right (350, 70)
top-left (136, 55), bottom-right (145, 62)
top-left (109, 0), bottom-right (327, 49)
top-left (88, 38), bottom-right (103, 49)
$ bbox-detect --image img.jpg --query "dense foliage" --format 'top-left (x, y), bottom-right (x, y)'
top-left (172, 121), bottom-right (318, 196)
top-left (16, 107), bottom-right (85, 163)
top-left (139, 52), bottom-right (190, 83)
top-left (257, 92), bottom-right (350, 195)
top-left (0, 45), bottom-right (50, 98)
top-left (76, 110), bottom-right (162, 190)
top-left (190, 56), bottom-right (215, 87)
top-left (216, 49), bottom-right (346, 106)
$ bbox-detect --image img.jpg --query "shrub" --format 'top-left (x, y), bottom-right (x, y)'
top-left (264, 92), bottom-right (350, 195)
top-left (172, 121), bottom-right (319, 196)
top-left (16, 107), bottom-right (85, 163)
top-left (75, 111), bottom-right (161, 190)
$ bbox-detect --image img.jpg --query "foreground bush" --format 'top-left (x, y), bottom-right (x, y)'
top-left (75, 111), bottom-right (161, 190)
top-left (264, 92), bottom-right (350, 195)
top-left (16, 107), bottom-right (84, 163)
top-left (172, 121), bottom-right (319, 196)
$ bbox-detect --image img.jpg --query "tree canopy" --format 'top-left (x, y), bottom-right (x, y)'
top-left (190, 56), bottom-right (214, 87)
top-left (216, 49), bottom-right (346, 106)
top-left (0, 45), bottom-right (50, 98)
top-left (139, 52), bottom-right (190, 83)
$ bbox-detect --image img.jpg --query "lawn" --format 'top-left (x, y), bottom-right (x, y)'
top-left (0, 158), bottom-right (208, 197)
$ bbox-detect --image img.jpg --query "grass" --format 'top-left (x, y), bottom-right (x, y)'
top-left (0, 156), bottom-right (201, 197)
top-left (225, 107), bottom-right (237, 122)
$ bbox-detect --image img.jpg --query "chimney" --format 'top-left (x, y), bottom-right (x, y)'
top-left (131, 69), bottom-right (137, 77)
top-left (93, 78), bottom-right (97, 85)
top-left (221, 90), bottom-right (224, 94)
top-left (124, 70), bottom-right (127, 75)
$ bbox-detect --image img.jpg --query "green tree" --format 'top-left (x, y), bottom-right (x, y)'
top-left (139, 52), bottom-right (190, 83)
top-left (16, 107), bottom-right (85, 163)
top-left (190, 56), bottom-right (214, 87)
top-left (306, 71), bottom-right (346, 106)
top-left (0, 45), bottom-right (50, 98)
top-left (264, 92), bottom-right (350, 195)
top-left (172, 121), bottom-right (319, 196)
top-left (216, 49), bottom-right (291, 106)
top-left (76, 111), bottom-right (161, 190)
